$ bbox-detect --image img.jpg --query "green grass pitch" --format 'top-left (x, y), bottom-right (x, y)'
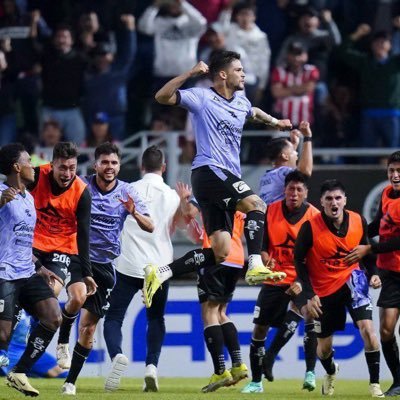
top-left (0, 378), bottom-right (391, 400)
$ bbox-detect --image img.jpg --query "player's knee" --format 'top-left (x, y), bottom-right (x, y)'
top-left (253, 324), bottom-right (267, 340)
top-left (79, 324), bottom-right (96, 340)
top-left (67, 295), bottom-right (86, 312)
top-left (0, 330), bottom-right (9, 346)
top-left (380, 325), bottom-right (394, 342)
top-left (213, 248), bottom-right (229, 264)
top-left (360, 325), bottom-right (378, 347)
top-left (42, 311), bottom-right (62, 331)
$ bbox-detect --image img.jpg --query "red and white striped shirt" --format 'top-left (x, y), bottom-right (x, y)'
top-left (271, 64), bottom-right (319, 125)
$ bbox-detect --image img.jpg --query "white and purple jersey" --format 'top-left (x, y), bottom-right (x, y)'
top-left (0, 183), bottom-right (36, 280)
top-left (259, 166), bottom-right (294, 205)
top-left (83, 176), bottom-right (149, 263)
top-left (178, 87), bottom-right (252, 178)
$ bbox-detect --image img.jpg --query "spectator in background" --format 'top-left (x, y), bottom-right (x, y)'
top-left (138, 0), bottom-right (206, 89)
top-left (40, 24), bottom-right (87, 145)
top-left (338, 24), bottom-right (400, 150)
top-left (222, 1), bottom-right (271, 105)
top-left (0, 2), bottom-right (50, 135)
top-left (84, 112), bottom-right (114, 148)
top-left (83, 14), bottom-right (136, 141)
top-left (40, 119), bottom-right (63, 148)
top-left (188, 0), bottom-right (230, 23)
top-left (76, 11), bottom-right (115, 57)
top-left (276, 7), bottom-right (341, 108)
top-left (0, 42), bottom-right (16, 146)
top-left (271, 42), bottom-right (319, 126)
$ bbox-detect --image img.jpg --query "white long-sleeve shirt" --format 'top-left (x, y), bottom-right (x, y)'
top-left (225, 23), bottom-right (271, 90)
top-left (115, 173), bottom-right (180, 278)
top-left (138, 1), bottom-right (207, 77)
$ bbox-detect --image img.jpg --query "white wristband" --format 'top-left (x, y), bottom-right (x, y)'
top-left (269, 116), bottom-right (279, 127)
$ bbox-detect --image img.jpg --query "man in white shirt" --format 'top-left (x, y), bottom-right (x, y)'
top-left (103, 145), bottom-right (199, 392)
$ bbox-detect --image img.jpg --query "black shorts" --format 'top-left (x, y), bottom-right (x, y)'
top-left (0, 274), bottom-right (55, 321)
top-left (377, 269), bottom-right (400, 308)
top-left (197, 264), bottom-right (241, 304)
top-left (33, 249), bottom-right (83, 287)
top-left (191, 166), bottom-right (254, 236)
top-left (83, 262), bottom-right (115, 318)
top-left (315, 284), bottom-right (372, 339)
top-left (253, 284), bottom-right (308, 327)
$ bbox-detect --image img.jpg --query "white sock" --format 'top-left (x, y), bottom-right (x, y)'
top-left (248, 254), bottom-right (263, 270)
top-left (157, 265), bottom-right (173, 283)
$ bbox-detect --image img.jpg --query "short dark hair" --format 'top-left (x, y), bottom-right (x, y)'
top-left (52, 142), bottom-right (78, 161)
top-left (142, 145), bottom-right (164, 172)
top-left (387, 151), bottom-right (400, 166)
top-left (0, 143), bottom-right (26, 175)
top-left (266, 137), bottom-right (291, 162)
top-left (94, 142), bottom-right (121, 160)
top-left (233, 1), bottom-right (256, 15)
top-left (372, 30), bottom-right (391, 42)
top-left (320, 179), bottom-right (346, 197)
top-left (285, 170), bottom-right (309, 188)
top-left (209, 50), bottom-right (241, 80)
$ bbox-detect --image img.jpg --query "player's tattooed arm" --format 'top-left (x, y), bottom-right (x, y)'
top-left (250, 107), bottom-right (292, 131)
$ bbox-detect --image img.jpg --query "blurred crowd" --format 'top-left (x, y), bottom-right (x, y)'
top-left (1, 0), bottom-right (400, 164)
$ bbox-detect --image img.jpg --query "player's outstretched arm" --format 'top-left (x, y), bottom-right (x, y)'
top-left (155, 61), bottom-right (209, 105)
top-left (297, 121), bottom-right (313, 177)
top-left (250, 107), bottom-right (292, 131)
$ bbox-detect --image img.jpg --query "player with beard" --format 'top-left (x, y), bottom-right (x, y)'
top-left (144, 50), bottom-right (292, 309)
top-left (294, 180), bottom-right (384, 398)
top-left (0, 143), bottom-right (62, 396)
top-left (29, 142), bottom-right (97, 370)
top-left (61, 142), bottom-right (154, 395)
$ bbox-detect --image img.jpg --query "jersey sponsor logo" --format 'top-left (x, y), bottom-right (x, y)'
top-left (217, 120), bottom-right (242, 146)
top-left (276, 234), bottom-right (296, 249)
top-left (193, 251), bottom-right (205, 266)
top-left (36, 203), bottom-right (72, 234)
top-left (233, 181), bottom-right (250, 194)
top-left (91, 214), bottom-right (120, 229)
top-left (13, 221), bottom-right (34, 234)
top-left (320, 246), bottom-right (349, 270)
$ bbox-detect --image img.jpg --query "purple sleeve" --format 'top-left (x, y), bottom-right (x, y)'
top-left (177, 87), bottom-right (205, 113)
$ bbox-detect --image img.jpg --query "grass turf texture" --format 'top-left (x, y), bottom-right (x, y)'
top-left (0, 378), bottom-right (391, 399)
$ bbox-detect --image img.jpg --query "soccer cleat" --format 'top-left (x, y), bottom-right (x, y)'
top-left (262, 353), bottom-right (274, 382)
top-left (228, 363), bottom-right (248, 385)
top-left (57, 343), bottom-right (72, 369)
top-left (6, 371), bottom-right (39, 397)
top-left (104, 353), bottom-right (129, 392)
top-left (61, 382), bottom-right (76, 396)
top-left (245, 265), bottom-right (286, 285)
top-left (241, 381), bottom-right (264, 393)
top-left (385, 383), bottom-right (400, 397)
top-left (143, 364), bottom-right (159, 392)
top-left (0, 350), bottom-right (9, 367)
top-left (369, 383), bottom-right (385, 398)
top-left (303, 370), bottom-right (316, 391)
top-left (201, 370), bottom-right (233, 393)
top-left (143, 264), bottom-right (162, 308)
top-left (322, 363), bottom-right (339, 396)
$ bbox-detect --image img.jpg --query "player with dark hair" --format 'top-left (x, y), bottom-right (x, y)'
top-left (144, 50), bottom-right (292, 313)
top-left (344, 151), bottom-right (400, 396)
top-left (294, 180), bottom-right (384, 398)
top-left (259, 121), bottom-right (313, 206)
top-left (0, 143), bottom-right (62, 396)
top-left (242, 171), bottom-right (319, 393)
top-left (29, 142), bottom-right (97, 371)
top-left (60, 142), bottom-right (154, 395)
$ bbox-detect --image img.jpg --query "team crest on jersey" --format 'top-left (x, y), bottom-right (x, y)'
top-left (25, 209), bottom-right (31, 217)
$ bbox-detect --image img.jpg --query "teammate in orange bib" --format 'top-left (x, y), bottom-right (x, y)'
top-left (29, 142), bottom-right (97, 370)
top-left (295, 179), bottom-right (383, 398)
top-left (243, 171), bottom-right (319, 394)
top-left (362, 151), bottom-right (400, 396)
